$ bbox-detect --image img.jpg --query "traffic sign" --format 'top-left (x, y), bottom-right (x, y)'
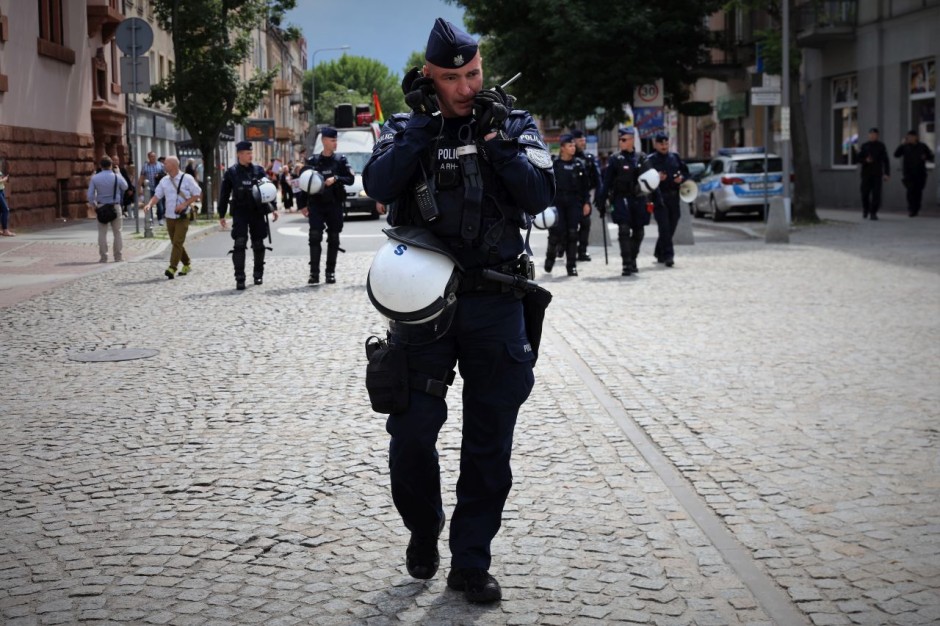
top-left (115, 17), bottom-right (153, 57)
top-left (120, 57), bottom-right (151, 93)
top-left (634, 80), bottom-right (663, 108)
top-left (751, 90), bottom-right (781, 106)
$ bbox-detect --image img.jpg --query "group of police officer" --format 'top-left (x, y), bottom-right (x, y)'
top-left (217, 130), bottom-right (354, 290)
top-left (544, 127), bottom-right (690, 277)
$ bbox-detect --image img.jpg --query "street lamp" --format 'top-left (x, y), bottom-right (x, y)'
top-left (309, 45), bottom-right (350, 150)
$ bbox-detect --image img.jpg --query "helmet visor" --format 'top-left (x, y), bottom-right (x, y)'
top-left (387, 294), bottom-right (458, 346)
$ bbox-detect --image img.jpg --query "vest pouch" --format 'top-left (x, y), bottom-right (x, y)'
top-left (365, 336), bottom-right (410, 414)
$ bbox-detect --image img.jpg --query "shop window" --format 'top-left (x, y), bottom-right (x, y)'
top-left (909, 59), bottom-right (936, 168)
top-left (831, 74), bottom-right (857, 166)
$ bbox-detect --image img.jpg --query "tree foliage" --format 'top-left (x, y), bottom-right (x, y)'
top-left (404, 50), bottom-right (425, 76)
top-left (451, 0), bottom-right (723, 127)
top-left (147, 0), bottom-right (296, 211)
top-left (303, 55), bottom-right (405, 125)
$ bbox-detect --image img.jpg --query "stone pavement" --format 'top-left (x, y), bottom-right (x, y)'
top-left (0, 209), bottom-right (938, 625)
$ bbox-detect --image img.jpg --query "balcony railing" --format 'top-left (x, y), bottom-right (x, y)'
top-left (796, 0), bottom-right (857, 47)
top-left (273, 78), bottom-right (291, 95)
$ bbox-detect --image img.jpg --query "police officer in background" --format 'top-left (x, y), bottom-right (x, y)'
top-left (298, 127), bottom-right (354, 285)
top-left (362, 18), bottom-right (554, 604)
top-left (545, 133), bottom-right (589, 276)
top-left (856, 127), bottom-right (890, 220)
top-left (647, 131), bottom-right (689, 267)
top-left (571, 129), bottom-right (600, 262)
top-left (597, 126), bottom-right (658, 276)
top-left (218, 141), bottom-right (279, 290)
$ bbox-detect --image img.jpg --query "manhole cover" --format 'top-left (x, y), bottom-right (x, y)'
top-left (69, 348), bottom-right (160, 362)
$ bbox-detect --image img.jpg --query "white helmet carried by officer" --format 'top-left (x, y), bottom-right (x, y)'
top-left (298, 169), bottom-right (324, 195)
top-left (252, 180), bottom-right (278, 204)
top-left (638, 167), bottom-right (661, 194)
top-left (367, 226), bottom-right (463, 343)
top-left (532, 206), bottom-right (557, 230)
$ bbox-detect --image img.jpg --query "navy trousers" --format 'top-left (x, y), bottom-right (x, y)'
top-left (387, 292), bottom-right (535, 570)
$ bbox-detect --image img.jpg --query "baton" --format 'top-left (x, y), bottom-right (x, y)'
top-left (481, 268), bottom-right (539, 292)
top-left (601, 210), bottom-right (608, 265)
top-left (500, 72), bottom-right (522, 90)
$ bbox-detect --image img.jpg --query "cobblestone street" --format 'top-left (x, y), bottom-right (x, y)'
top-left (1, 212), bottom-right (938, 625)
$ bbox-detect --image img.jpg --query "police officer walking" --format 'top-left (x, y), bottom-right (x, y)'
top-left (545, 133), bottom-right (589, 276)
top-left (572, 129), bottom-right (600, 262)
top-left (647, 131), bottom-right (689, 267)
top-left (856, 127), bottom-right (890, 220)
top-left (298, 127), bottom-right (354, 285)
top-left (597, 126), bottom-right (659, 276)
top-left (362, 18), bottom-right (554, 604)
top-left (217, 141), bottom-right (279, 290)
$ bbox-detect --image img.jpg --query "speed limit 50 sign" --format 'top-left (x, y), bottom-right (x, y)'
top-left (634, 80), bottom-right (664, 108)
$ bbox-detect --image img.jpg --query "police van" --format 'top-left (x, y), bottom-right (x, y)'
top-left (313, 104), bottom-right (382, 218)
top-left (692, 147), bottom-right (786, 221)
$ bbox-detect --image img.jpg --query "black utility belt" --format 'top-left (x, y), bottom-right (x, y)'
top-left (457, 257), bottom-right (534, 295)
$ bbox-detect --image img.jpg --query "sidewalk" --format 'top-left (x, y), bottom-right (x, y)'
top-left (0, 206), bottom-right (938, 625)
top-left (0, 217), bottom-right (219, 308)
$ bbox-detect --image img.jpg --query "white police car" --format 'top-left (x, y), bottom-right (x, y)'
top-left (692, 148), bottom-right (785, 221)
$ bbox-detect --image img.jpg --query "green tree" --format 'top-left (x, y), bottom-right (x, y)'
top-left (147, 0), bottom-right (296, 214)
top-left (404, 50), bottom-right (425, 75)
top-left (451, 0), bottom-right (723, 127)
top-left (726, 1), bottom-right (817, 223)
top-left (303, 55), bottom-right (406, 127)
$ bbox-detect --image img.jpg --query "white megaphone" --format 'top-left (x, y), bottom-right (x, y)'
top-left (679, 180), bottom-right (699, 203)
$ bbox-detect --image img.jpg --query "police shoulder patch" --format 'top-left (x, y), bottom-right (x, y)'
top-left (525, 147), bottom-right (553, 170)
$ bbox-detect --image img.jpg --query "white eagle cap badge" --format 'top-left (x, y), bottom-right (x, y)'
top-left (453, 54), bottom-right (464, 67)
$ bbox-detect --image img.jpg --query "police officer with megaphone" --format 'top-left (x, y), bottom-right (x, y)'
top-left (362, 18), bottom-right (554, 604)
top-left (218, 141), bottom-right (279, 290)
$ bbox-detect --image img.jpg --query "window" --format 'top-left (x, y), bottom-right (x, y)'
top-left (909, 59), bottom-right (936, 167)
top-left (831, 75), bottom-right (858, 166)
top-left (38, 0), bottom-right (64, 46)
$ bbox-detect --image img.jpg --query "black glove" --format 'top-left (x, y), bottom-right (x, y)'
top-left (594, 196), bottom-right (608, 216)
top-left (402, 67), bottom-right (439, 116)
top-left (473, 86), bottom-right (515, 138)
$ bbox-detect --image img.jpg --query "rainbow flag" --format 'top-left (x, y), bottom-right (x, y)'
top-left (372, 89), bottom-right (384, 124)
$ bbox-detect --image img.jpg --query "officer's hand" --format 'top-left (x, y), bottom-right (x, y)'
top-left (324, 176), bottom-right (335, 186)
top-left (402, 67), bottom-right (439, 116)
top-left (219, 218), bottom-right (227, 229)
top-left (594, 198), bottom-right (607, 215)
top-left (376, 202), bottom-right (387, 215)
top-left (583, 203), bottom-right (591, 217)
top-left (301, 208), bottom-right (309, 218)
top-left (473, 86), bottom-right (513, 138)
top-left (272, 211), bottom-right (279, 222)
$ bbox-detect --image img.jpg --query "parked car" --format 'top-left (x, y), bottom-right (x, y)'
top-left (313, 122), bottom-right (382, 218)
top-left (692, 148), bottom-right (785, 221)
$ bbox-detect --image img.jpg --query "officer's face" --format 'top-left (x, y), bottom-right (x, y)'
top-left (655, 139), bottom-right (669, 154)
top-left (575, 137), bottom-right (586, 150)
top-left (619, 134), bottom-right (635, 152)
top-left (322, 137), bottom-right (337, 153)
top-left (425, 54), bottom-right (483, 118)
top-left (237, 150), bottom-right (253, 166)
top-left (560, 142), bottom-right (576, 158)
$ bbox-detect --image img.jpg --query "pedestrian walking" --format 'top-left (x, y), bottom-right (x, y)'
top-left (362, 17), bottom-right (554, 604)
top-left (572, 129), bottom-right (600, 262)
top-left (856, 127), bottom-right (890, 220)
top-left (0, 163), bottom-right (13, 237)
top-left (544, 133), bottom-right (589, 276)
top-left (279, 164), bottom-right (294, 212)
top-left (217, 141), bottom-right (279, 290)
top-left (893, 130), bottom-right (935, 217)
top-left (597, 126), bottom-right (659, 276)
top-left (116, 155), bottom-right (135, 219)
top-left (647, 131), bottom-right (690, 266)
top-left (87, 156), bottom-right (128, 263)
top-left (298, 127), bottom-right (354, 285)
top-left (144, 156), bottom-right (201, 279)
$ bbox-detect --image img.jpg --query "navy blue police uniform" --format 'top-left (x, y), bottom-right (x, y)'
top-left (297, 128), bottom-right (355, 284)
top-left (217, 142), bottom-right (274, 289)
top-left (599, 128), bottom-right (659, 276)
top-left (362, 18), bottom-right (555, 593)
top-left (856, 128), bottom-right (890, 219)
top-left (646, 132), bottom-right (689, 266)
top-left (545, 136), bottom-right (589, 276)
top-left (572, 129), bottom-right (600, 261)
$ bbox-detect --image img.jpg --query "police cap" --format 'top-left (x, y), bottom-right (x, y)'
top-left (236, 141), bottom-right (252, 152)
top-left (559, 133), bottom-right (575, 145)
top-left (869, 127), bottom-right (879, 134)
top-left (320, 127), bottom-right (338, 139)
top-left (425, 18), bottom-right (478, 69)
top-left (617, 126), bottom-right (635, 138)
top-left (571, 129), bottom-right (584, 139)
top-left (653, 131), bottom-right (669, 142)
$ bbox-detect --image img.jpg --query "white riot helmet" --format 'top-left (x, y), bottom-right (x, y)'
top-left (252, 180), bottom-right (278, 204)
top-left (298, 168), bottom-right (324, 195)
top-left (532, 206), bottom-right (557, 230)
top-left (638, 168), bottom-right (661, 194)
top-left (367, 226), bottom-right (462, 344)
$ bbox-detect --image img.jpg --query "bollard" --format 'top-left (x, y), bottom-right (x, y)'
top-left (765, 197), bottom-right (789, 243)
top-left (142, 180), bottom-right (153, 238)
